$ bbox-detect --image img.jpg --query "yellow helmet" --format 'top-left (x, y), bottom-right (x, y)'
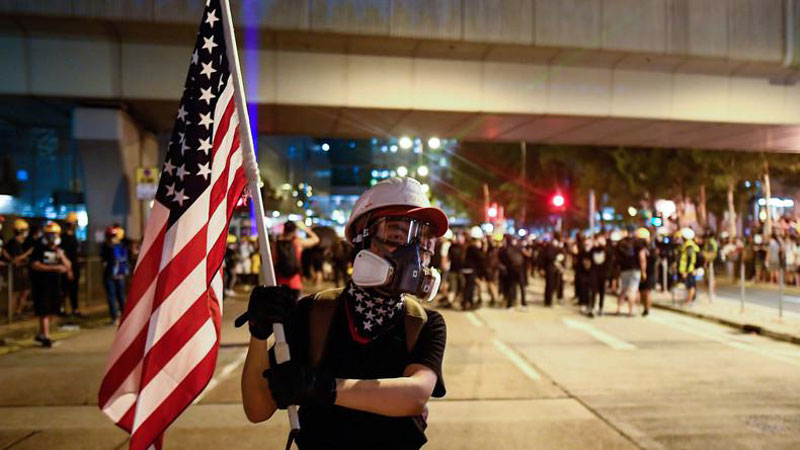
top-left (65, 212), bottom-right (79, 224)
top-left (226, 234), bottom-right (237, 244)
top-left (634, 227), bottom-right (651, 240)
top-left (43, 221), bottom-right (62, 235)
top-left (13, 219), bottom-right (29, 231)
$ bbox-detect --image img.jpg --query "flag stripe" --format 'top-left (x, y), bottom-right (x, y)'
top-left (132, 319), bottom-right (218, 433)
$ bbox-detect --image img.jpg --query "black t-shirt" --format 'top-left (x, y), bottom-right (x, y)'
top-left (4, 237), bottom-right (32, 261)
top-left (617, 238), bottom-right (639, 271)
top-left (286, 294), bottom-right (446, 450)
top-left (29, 241), bottom-right (62, 280)
top-left (60, 233), bottom-right (79, 264)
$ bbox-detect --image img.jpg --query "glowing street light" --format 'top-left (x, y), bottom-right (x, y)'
top-left (627, 206), bottom-right (637, 217)
top-left (398, 136), bottom-right (413, 150)
top-left (397, 166), bottom-right (408, 177)
top-left (427, 137), bottom-right (441, 149)
top-left (551, 194), bottom-right (565, 208)
top-left (417, 165), bottom-right (429, 177)
top-left (321, 142), bottom-right (330, 151)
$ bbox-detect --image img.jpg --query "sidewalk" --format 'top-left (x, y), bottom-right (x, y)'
top-left (650, 286), bottom-right (800, 345)
top-left (0, 302), bottom-right (114, 355)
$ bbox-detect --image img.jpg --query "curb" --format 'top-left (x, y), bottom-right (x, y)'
top-left (651, 302), bottom-right (800, 345)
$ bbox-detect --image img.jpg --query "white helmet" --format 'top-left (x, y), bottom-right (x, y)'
top-left (470, 226), bottom-right (484, 240)
top-left (680, 227), bottom-right (695, 241)
top-left (345, 177), bottom-right (448, 242)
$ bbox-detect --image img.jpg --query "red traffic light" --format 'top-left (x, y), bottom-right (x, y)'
top-left (551, 194), bottom-right (565, 208)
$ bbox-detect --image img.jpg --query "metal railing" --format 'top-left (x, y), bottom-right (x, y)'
top-left (1, 256), bottom-right (108, 324)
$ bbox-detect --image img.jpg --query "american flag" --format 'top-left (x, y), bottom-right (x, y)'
top-left (98, 1), bottom-right (247, 448)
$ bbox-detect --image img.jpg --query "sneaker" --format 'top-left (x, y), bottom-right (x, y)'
top-left (642, 309), bottom-right (649, 317)
top-left (587, 311), bottom-right (595, 318)
top-left (34, 335), bottom-right (52, 348)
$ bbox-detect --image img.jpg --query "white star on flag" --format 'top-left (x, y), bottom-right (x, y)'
top-left (176, 106), bottom-right (187, 122)
top-left (197, 137), bottom-right (212, 154)
top-left (181, 140), bottom-right (190, 155)
top-left (355, 305), bottom-right (364, 314)
top-left (205, 9), bottom-right (219, 28)
top-left (376, 317), bottom-right (383, 325)
top-left (363, 321), bottom-right (372, 331)
top-left (163, 160), bottom-right (175, 175)
top-left (191, 49), bottom-right (198, 65)
top-left (173, 188), bottom-right (189, 206)
top-left (200, 61), bottom-right (216, 80)
top-left (202, 35), bottom-right (217, 54)
top-left (365, 311), bottom-right (375, 320)
top-left (197, 162), bottom-right (211, 180)
top-left (199, 86), bottom-right (215, 104)
top-left (198, 111), bottom-right (213, 129)
top-left (165, 182), bottom-right (176, 197)
top-left (176, 164), bottom-right (189, 181)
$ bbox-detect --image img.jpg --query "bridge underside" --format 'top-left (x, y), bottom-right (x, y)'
top-left (124, 101), bottom-right (800, 152)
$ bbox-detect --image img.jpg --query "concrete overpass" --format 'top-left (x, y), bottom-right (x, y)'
top-left (2, 0), bottom-right (800, 152)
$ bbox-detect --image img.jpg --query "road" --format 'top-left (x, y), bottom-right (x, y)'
top-left (1, 284), bottom-right (800, 449)
top-left (714, 283), bottom-right (800, 314)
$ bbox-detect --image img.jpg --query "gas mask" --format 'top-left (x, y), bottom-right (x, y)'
top-left (44, 233), bottom-right (61, 247)
top-left (351, 217), bottom-right (441, 302)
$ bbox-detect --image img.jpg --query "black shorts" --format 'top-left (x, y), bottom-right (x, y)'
top-left (683, 275), bottom-right (696, 289)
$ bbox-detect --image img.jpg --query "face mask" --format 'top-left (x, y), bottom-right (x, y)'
top-left (352, 245), bottom-right (441, 302)
top-left (45, 234), bottom-right (60, 247)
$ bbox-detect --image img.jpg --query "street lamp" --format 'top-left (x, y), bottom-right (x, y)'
top-left (321, 143), bottom-right (330, 151)
top-left (417, 165), bottom-right (429, 177)
top-left (627, 206), bottom-right (637, 217)
top-left (398, 136), bottom-right (413, 150)
top-left (427, 137), bottom-right (441, 149)
top-left (551, 194), bottom-right (565, 208)
top-left (397, 166), bottom-right (408, 177)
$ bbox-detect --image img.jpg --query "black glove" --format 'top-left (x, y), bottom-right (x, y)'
top-left (234, 285), bottom-right (296, 340)
top-left (263, 361), bottom-right (337, 409)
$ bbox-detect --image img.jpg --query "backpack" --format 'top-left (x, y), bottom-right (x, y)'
top-left (275, 239), bottom-right (300, 278)
top-left (307, 288), bottom-right (427, 368)
top-left (112, 244), bottom-right (129, 278)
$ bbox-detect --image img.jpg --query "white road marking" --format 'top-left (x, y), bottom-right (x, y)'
top-left (562, 318), bottom-right (637, 350)
top-left (648, 313), bottom-right (800, 369)
top-left (492, 338), bottom-right (541, 381)
top-left (193, 349), bottom-right (248, 404)
top-left (783, 295), bottom-right (800, 305)
top-left (465, 312), bottom-right (484, 328)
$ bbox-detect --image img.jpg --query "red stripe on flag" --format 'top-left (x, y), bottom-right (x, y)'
top-left (212, 99), bottom-right (235, 155)
top-left (128, 340), bottom-right (218, 450)
top-left (151, 226), bottom-right (208, 312)
top-left (98, 325), bottom-right (148, 407)
top-left (121, 221), bottom-right (167, 321)
top-left (138, 293), bottom-right (214, 388)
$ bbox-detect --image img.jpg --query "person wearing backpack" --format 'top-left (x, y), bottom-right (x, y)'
top-left (101, 225), bottom-right (129, 325)
top-left (274, 221), bottom-right (320, 301)
top-left (238, 177), bottom-right (447, 450)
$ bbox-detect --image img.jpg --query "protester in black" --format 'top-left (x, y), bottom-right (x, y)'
top-left (575, 236), bottom-right (594, 316)
top-left (239, 177), bottom-right (448, 450)
top-left (500, 236), bottom-right (527, 310)
top-left (543, 233), bottom-right (564, 307)
top-left (60, 215), bottom-right (81, 317)
top-left (30, 221), bottom-right (71, 347)
top-left (589, 234), bottom-right (609, 316)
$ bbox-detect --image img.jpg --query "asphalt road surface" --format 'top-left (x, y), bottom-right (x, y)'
top-left (1, 285), bottom-right (799, 449)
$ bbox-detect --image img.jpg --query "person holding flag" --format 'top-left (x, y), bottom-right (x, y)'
top-left (238, 177), bottom-right (448, 449)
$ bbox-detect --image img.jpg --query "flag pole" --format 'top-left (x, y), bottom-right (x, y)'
top-left (220, 0), bottom-right (301, 432)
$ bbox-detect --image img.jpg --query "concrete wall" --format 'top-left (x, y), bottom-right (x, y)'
top-left (0, 0), bottom-right (794, 63)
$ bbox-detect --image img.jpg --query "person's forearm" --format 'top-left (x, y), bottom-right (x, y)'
top-left (334, 375), bottom-right (431, 417)
top-left (241, 336), bottom-right (277, 422)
